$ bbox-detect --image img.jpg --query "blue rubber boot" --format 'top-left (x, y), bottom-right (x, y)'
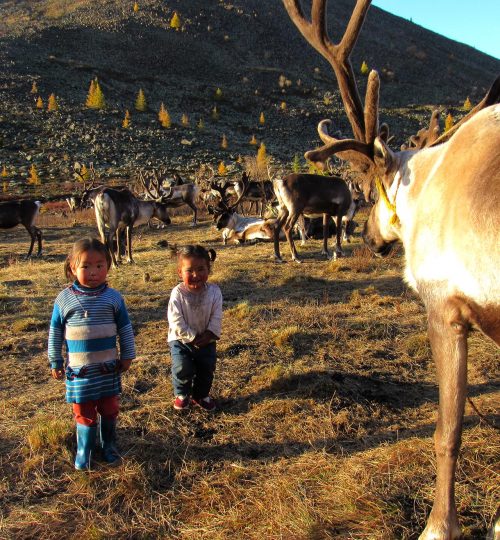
top-left (75, 424), bottom-right (97, 470)
top-left (100, 417), bottom-right (121, 466)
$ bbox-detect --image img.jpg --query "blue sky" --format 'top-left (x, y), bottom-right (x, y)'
top-left (372, 0), bottom-right (500, 60)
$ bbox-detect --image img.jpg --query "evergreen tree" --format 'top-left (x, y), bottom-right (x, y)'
top-left (48, 93), bottom-right (58, 111)
top-left (211, 106), bottom-right (219, 121)
top-left (257, 142), bottom-right (268, 169)
top-left (463, 97), bottom-right (472, 111)
top-left (259, 111), bottom-right (265, 125)
top-left (292, 154), bottom-right (301, 173)
top-left (133, 2), bottom-right (139, 12)
top-left (170, 11), bottom-right (181, 30)
top-left (197, 117), bottom-right (205, 130)
top-left (360, 60), bottom-right (369, 75)
top-left (221, 134), bottom-right (228, 149)
top-left (1, 165), bottom-right (8, 178)
top-left (86, 78), bottom-right (106, 109)
top-left (445, 112), bottom-right (454, 132)
top-left (135, 88), bottom-right (147, 112)
top-left (122, 110), bottom-right (131, 128)
top-left (218, 161), bottom-right (227, 175)
top-left (31, 81), bottom-right (38, 94)
top-left (28, 164), bottom-right (40, 185)
top-left (215, 87), bottom-right (223, 100)
top-left (36, 97), bottom-right (43, 109)
top-left (181, 113), bottom-right (189, 127)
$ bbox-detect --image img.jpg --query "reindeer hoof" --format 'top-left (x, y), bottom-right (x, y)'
top-left (292, 258), bottom-right (303, 264)
top-left (274, 257), bottom-right (285, 264)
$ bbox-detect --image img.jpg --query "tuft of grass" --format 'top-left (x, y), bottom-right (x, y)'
top-left (26, 416), bottom-right (73, 454)
top-left (273, 325), bottom-right (300, 351)
top-left (225, 301), bottom-right (253, 320)
top-left (402, 332), bottom-right (431, 361)
top-left (12, 317), bottom-right (41, 333)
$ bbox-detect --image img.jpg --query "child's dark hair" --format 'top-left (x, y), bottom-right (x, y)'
top-left (64, 237), bottom-right (111, 280)
top-left (177, 245), bottom-right (216, 271)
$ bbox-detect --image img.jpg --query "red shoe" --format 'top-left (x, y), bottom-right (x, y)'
top-left (173, 395), bottom-right (190, 410)
top-left (192, 396), bottom-right (216, 412)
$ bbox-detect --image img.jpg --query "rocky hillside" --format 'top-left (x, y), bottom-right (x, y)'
top-left (0, 0), bottom-right (498, 192)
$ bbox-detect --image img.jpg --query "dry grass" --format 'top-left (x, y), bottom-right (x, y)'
top-left (0, 210), bottom-right (498, 539)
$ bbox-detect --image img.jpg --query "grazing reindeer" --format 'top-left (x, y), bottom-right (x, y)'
top-left (94, 187), bottom-right (171, 268)
top-left (283, 0), bottom-right (500, 537)
top-left (139, 170), bottom-right (199, 226)
top-left (0, 199), bottom-right (43, 258)
top-left (231, 172), bottom-right (275, 217)
top-left (273, 173), bottom-right (352, 262)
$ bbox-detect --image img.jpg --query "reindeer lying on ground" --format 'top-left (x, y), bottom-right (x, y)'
top-left (0, 199), bottom-right (43, 258)
top-left (283, 0), bottom-right (499, 537)
top-left (94, 187), bottom-right (171, 268)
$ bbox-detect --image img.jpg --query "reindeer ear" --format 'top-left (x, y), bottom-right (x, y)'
top-left (208, 249), bottom-right (217, 262)
top-left (373, 137), bottom-right (395, 173)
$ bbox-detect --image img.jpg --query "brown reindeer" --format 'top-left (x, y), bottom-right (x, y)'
top-left (282, 1), bottom-right (499, 538)
top-left (0, 199), bottom-right (43, 257)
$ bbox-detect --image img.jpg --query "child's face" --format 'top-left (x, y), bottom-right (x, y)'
top-left (178, 256), bottom-right (209, 293)
top-left (71, 250), bottom-right (108, 288)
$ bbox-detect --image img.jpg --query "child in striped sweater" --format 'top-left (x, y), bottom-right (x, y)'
top-left (48, 238), bottom-right (136, 470)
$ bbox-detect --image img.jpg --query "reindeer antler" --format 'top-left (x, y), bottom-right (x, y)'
top-left (139, 169), bottom-right (172, 202)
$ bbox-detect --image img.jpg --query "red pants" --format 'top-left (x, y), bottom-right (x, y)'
top-left (73, 395), bottom-right (119, 426)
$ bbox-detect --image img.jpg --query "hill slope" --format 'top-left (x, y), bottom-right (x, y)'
top-left (0, 0), bottom-right (498, 185)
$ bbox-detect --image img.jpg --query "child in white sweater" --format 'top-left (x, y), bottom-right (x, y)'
top-left (167, 245), bottom-right (222, 411)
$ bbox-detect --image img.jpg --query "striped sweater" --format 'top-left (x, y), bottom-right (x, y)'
top-left (48, 282), bottom-right (136, 403)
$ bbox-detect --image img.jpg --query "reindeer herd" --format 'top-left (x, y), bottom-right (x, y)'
top-left (0, 0), bottom-right (498, 537)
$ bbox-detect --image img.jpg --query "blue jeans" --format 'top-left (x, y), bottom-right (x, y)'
top-left (169, 340), bottom-right (217, 399)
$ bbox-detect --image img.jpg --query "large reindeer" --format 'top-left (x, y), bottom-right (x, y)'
top-left (0, 199), bottom-right (43, 258)
top-left (282, 0), bottom-right (499, 538)
top-left (139, 170), bottom-right (199, 226)
top-left (273, 173), bottom-right (352, 262)
top-left (94, 186), bottom-right (171, 268)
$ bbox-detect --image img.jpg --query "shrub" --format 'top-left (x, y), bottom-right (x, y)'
top-left (135, 88), bottom-right (147, 112)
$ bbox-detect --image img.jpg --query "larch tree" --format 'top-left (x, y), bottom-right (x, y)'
top-left (28, 164), bottom-right (40, 185)
top-left (135, 88), bottom-right (147, 112)
top-left (445, 112), bottom-right (454, 132)
top-left (36, 97), bottom-right (43, 109)
top-left (218, 161), bottom-right (227, 175)
top-left (122, 110), bottom-right (131, 128)
top-left (211, 106), bottom-right (219, 121)
top-left (463, 97), bottom-right (472, 111)
top-left (181, 113), bottom-right (189, 127)
top-left (249, 134), bottom-right (258, 145)
top-left (221, 134), bottom-right (228, 149)
top-left (170, 11), bottom-right (181, 30)
top-left (31, 81), bottom-right (38, 94)
top-left (48, 93), bottom-right (58, 111)
top-left (259, 111), bottom-right (265, 125)
top-left (360, 60), bottom-right (369, 75)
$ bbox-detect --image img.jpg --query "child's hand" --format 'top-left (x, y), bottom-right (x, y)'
top-left (51, 368), bottom-right (64, 380)
top-left (193, 331), bottom-right (217, 348)
top-left (118, 359), bottom-right (132, 373)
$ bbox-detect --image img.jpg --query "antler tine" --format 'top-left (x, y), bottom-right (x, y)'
top-left (139, 169), bottom-right (161, 201)
top-left (364, 70), bottom-right (380, 144)
top-left (228, 174), bottom-right (249, 211)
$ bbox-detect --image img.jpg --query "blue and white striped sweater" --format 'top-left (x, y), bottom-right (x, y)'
top-left (48, 282), bottom-right (136, 403)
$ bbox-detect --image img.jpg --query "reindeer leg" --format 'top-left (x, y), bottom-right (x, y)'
top-left (24, 225), bottom-right (36, 259)
top-left (35, 227), bottom-right (43, 257)
top-left (419, 301), bottom-right (467, 540)
top-left (321, 214), bottom-right (330, 258)
top-left (285, 211), bottom-right (302, 263)
top-left (107, 232), bottom-right (119, 268)
top-left (188, 202), bottom-right (198, 227)
top-left (126, 226), bottom-right (135, 264)
top-left (273, 209), bottom-right (288, 263)
top-left (331, 213), bottom-right (344, 260)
